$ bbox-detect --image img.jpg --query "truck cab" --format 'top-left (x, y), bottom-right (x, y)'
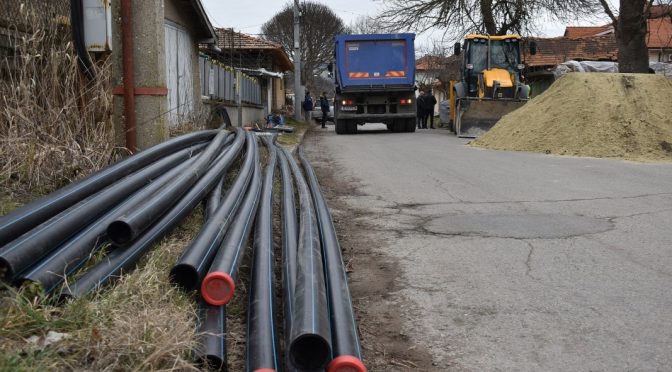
top-left (331, 33), bottom-right (417, 134)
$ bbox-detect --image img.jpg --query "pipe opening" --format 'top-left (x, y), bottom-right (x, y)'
top-left (169, 264), bottom-right (199, 292)
top-left (290, 334), bottom-right (331, 371)
top-left (196, 355), bottom-right (224, 371)
top-left (107, 221), bottom-right (134, 245)
top-left (0, 258), bottom-right (13, 282)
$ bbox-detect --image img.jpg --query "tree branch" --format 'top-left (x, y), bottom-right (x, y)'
top-left (599, 0), bottom-right (618, 24)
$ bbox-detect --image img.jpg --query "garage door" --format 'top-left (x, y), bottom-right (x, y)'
top-left (164, 21), bottom-right (194, 126)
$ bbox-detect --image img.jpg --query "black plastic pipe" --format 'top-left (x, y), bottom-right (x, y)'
top-left (107, 130), bottom-right (230, 245)
top-left (276, 144), bottom-right (299, 372)
top-left (0, 130), bottom-right (217, 246)
top-left (0, 145), bottom-right (205, 282)
top-left (282, 147), bottom-right (332, 371)
top-left (59, 129), bottom-right (245, 299)
top-left (18, 153), bottom-right (202, 294)
top-left (299, 147), bottom-right (366, 372)
top-left (170, 132), bottom-right (255, 292)
top-left (195, 300), bottom-right (227, 370)
top-left (203, 131), bottom-right (237, 222)
top-left (204, 176), bottom-right (225, 221)
top-left (246, 135), bottom-right (279, 372)
top-left (201, 135), bottom-right (261, 306)
top-left (196, 188), bottom-right (227, 371)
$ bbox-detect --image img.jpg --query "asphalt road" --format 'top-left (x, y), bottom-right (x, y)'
top-left (302, 124), bottom-right (672, 371)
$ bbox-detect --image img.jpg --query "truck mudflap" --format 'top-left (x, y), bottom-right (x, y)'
top-left (455, 99), bottom-right (526, 138)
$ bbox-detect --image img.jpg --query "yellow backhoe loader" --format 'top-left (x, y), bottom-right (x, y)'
top-left (449, 34), bottom-right (536, 138)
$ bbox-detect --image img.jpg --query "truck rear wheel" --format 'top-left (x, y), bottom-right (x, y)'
top-left (347, 121), bottom-right (358, 134)
top-left (405, 118), bottom-right (416, 132)
top-left (335, 119), bottom-right (347, 134)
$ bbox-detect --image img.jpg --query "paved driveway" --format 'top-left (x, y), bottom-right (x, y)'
top-left (302, 124), bottom-right (672, 371)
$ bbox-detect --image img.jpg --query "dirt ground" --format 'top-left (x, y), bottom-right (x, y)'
top-left (302, 129), bottom-right (437, 371)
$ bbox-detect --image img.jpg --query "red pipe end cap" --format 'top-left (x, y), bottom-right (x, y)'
top-left (327, 355), bottom-right (367, 372)
top-left (253, 369), bottom-right (277, 372)
top-left (201, 272), bottom-right (235, 305)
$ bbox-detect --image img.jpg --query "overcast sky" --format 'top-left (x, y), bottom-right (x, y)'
top-left (201, 0), bottom-right (612, 48)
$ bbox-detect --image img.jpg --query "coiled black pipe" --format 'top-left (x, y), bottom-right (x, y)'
top-left (282, 147), bottom-right (332, 371)
top-left (170, 132), bottom-right (255, 292)
top-left (0, 145), bottom-right (205, 282)
top-left (299, 147), bottom-right (366, 372)
top-left (246, 135), bottom-right (279, 372)
top-left (201, 135), bottom-right (261, 306)
top-left (0, 130), bottom-right (217, 246)
top-left (276, 144), bottom-right (299, 372)
top-left (18, 152), bottom-right (202, 294)
top-left (107, 130), bottom-right (230, 245)
top-left (60, 130), bottom-right (245, 299)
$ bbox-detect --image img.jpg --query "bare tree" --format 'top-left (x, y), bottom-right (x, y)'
top-left (261, 2), bottom-right (347, 87)
top-left (349, 15), bottom-right (387, 34)
top-left (598, 0), bottom-right (672, 73)
top-left (379, 0), bottom-right (601, 38)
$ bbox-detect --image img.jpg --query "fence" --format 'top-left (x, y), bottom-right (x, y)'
top-left (199, 55), bottom-right (262, 106)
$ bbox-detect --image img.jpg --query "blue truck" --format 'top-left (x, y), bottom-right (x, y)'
top-left (329, 33), bottom-right (417, 134)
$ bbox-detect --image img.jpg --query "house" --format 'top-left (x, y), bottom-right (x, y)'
top-left (521, 35), bottom-right (618, 95)
top-left (562, 5), bottom-right (672, 63)
top-left (203, 28), bottom-right (293, 121)
top-left (162, 0), bottom-right (217, 126)
top-left (416, 55), bottom-right (459, 114)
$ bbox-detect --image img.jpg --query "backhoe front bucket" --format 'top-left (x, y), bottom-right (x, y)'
top-left (455, 99), bottom-right (526, 138)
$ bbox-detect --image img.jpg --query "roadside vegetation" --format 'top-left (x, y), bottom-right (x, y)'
top-left (0, 7), bottom-right (116, 205)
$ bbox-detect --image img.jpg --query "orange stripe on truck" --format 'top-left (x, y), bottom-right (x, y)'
top-left (385, 71), bottom-right (406, 77)
top-left (348, 72), bottom-right (370, 78)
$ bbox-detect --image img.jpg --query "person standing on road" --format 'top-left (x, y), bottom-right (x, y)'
top-left (319, 92), bottom-right (330, 129)
top-left (302, 91), bottom-right (314, 123)
top-left (424, 89), bottom-right (438, 129)
top-left (416, 90), bottom-right (426, 129)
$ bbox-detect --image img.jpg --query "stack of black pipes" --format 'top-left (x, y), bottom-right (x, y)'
top-left (0, 128), bottom-right (365, 372)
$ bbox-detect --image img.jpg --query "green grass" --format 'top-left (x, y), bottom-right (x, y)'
top-left (276, 118), bottom-right (310, 148)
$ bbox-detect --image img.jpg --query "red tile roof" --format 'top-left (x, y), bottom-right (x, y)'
top-left (647, 17), bottom-right (672, 48)
top-left (214, 28), bottom-right (292, 71)
top-left (563, 6), bottom-right (671, 49)
top-left (215, 28), bottom-right (283, 50)
top-left (523, 36), bottom-right (618, 67)
top-left (564, 26), bottom-right (612, 38)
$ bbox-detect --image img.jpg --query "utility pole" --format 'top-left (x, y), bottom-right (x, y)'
top-left (293, 0), bottom-right (302, 121)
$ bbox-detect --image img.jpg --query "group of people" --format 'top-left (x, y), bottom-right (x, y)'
top-left (302, 91), bottom-right (330, 128)
top-left (416, 90), bottom-right (437, 129)
top-left (302, 89), bottom-right (438, 130)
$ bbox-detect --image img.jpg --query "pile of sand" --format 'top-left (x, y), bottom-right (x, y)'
top-left (471, 73), bottom-right (672, 162)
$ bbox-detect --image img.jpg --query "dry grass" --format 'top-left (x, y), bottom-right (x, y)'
top-left (0, 209), bottom-right (204, 371)
top-left (0, 6), bottom-right (116, 202)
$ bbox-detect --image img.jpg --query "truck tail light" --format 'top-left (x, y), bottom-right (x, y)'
top-left (341, 99), bottom-right (354, 105)
top-left (399, 98), bottom-right (413, 105)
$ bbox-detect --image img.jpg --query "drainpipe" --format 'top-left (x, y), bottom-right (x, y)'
top-left (120, 0), bottom-right (137, 152)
